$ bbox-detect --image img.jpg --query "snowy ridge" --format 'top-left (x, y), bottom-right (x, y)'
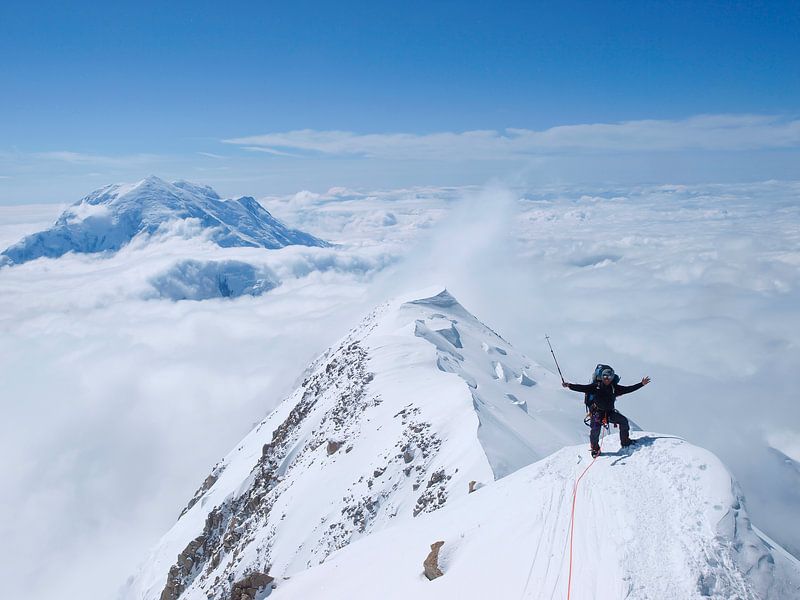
top-left (122, 289), bottom-right (800, 600)
top-left (0, 176), bottom-right (328, 265)
top-left (279, 434), bottom-right (800, 599)
top-left (122, 288), bottom-right (583, 600)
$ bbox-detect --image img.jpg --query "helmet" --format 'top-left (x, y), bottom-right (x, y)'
top-left (592, 364), bottom-right (618, 383)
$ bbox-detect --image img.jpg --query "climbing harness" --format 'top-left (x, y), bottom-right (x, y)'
top-left (584, 407), bottom-right (617, 430)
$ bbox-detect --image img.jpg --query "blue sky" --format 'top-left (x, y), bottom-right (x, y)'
top-left (1, 1), bottom-right (799, 202)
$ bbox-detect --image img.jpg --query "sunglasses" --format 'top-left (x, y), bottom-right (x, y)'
top-left (601, 373), bottom-right (614, 379)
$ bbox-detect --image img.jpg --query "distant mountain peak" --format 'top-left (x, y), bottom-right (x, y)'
top-left (1, 177), bottom-right (328, 265)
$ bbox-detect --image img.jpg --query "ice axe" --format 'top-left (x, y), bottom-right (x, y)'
top-left (545, 334), bottom-right (565, 385)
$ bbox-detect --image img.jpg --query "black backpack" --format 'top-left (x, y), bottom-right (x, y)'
top-left (584, 363), bottom-right (620, 409)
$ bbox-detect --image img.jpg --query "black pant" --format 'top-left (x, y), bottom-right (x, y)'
top-left (589, 409), bottom-right (630, 450)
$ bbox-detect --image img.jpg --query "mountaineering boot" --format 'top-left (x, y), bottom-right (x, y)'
top-left (621, 438), bottom-right (637, 448)
top-left (590, 446), bottom-right (601, 458)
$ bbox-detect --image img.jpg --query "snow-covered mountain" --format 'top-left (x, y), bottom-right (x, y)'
top-left (281, 435), bottom-right (800, 600)
top-left (0, 176), bottom-right (328, 265)
top-left (122, 289), bottom-right (800, 600)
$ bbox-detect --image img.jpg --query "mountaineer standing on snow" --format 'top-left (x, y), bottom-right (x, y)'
top-left (562, 366), bottom-right (650, 458)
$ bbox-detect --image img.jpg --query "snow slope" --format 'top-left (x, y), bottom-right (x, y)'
top-left (122, 289), bottom-right (800, 600)
top-left (280, 434), bottom-right (800, 600)
top-left (0, 176), bottom-right (328, 265)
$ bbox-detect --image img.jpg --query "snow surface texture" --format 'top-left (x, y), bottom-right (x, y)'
top-left (281, 436), bottom-right (800, 600)
top-left (0, 176), bottom-right (328, 266)
top-left (122, 290), bottom-right (800, 600)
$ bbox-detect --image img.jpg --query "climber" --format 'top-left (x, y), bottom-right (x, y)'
top-left (562, 366), bottom-right (650, 458)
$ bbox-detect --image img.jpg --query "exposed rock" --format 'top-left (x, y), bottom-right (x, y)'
top-left (427, 469), bottom-right (446, 488)
top-left (327, 440), bottom-right (343, 455)
top-left (423, 541), bottom-right (445, 580)
top-left (230, 571), bottom-right (274, 600)
top-left (341, 496), bottom-right (379, 533)
top-left (180, 472), bottom-right (220, 518)
top-left (158, 343), bottom-right (372, 600)
top-left (469, 480), bottom-right (477, 493)
top-left (159, 535), bottom-right (206, 600)
top-left (413, 469), bottom-right (451, 517)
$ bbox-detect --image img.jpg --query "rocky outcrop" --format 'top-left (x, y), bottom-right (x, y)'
top-left (180, 469), bottom-right (222, 518)
top-left (229, 571), bottom-right (274, 600)
top-left (160, 535), bottom-right (204, 600)
top-left (423, 541), bottom-right (445, 580)
top-left (413, 469), bottom-right (451, 517)
top-left (158, 341), bottom-right (375, 600)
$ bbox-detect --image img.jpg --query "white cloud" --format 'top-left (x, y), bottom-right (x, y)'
top-left (240, 145), bottom-right (301, 157)
top-left (224, 114), bottom-right (800, 159)
top-left (32, 151), bottom-right (161, 166)
top-left (0, 238), bottom-right (404, 600)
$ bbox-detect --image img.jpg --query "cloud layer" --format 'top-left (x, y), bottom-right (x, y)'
top-left (225, 114), bottom-right (800, 159)
top-left (4, 113), bottom-right (800, 205)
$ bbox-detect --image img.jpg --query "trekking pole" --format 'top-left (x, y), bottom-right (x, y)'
top-left (545, 334), bottom-right (566, 384)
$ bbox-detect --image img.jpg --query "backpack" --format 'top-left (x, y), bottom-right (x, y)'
top-left (584, 363), bottom-right (620, 409)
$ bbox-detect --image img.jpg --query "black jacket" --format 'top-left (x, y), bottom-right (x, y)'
top-left (567, 381), bottom-right (644, 412)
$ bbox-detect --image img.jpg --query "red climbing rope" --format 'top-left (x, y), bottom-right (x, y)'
top-left (566, 427), bottom-right (607, 600)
